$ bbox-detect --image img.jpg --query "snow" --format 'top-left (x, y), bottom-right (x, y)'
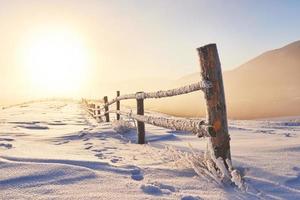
top-left (1, 100), bottom-right (300, 199)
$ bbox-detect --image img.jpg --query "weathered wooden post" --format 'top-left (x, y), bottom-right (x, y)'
top-left (103, 96), bottom-right (110, 122)
top-left (116, 91), bottom-right (120, 120)
top-left (136, 92), bottom-right (145, 144)
top-left (97, 105), bottom-right (101, 120)
top-left (91, 104), bottom-right (96, 118)
top-left (197, 44), bottom-right (231, 169)
top-left (88, 104), bottom-right (91, 115)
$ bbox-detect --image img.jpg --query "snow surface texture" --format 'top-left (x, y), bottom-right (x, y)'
top-left (1, 101), bottom-right (300, 199)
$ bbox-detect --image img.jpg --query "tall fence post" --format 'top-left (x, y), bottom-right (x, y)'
top-left (103, 96), bottom-right (110, 122)
top-left (197, 44), bottom-right (231, 167)
top-left (116, 91), bottom-right (120, 120)
top-left (136, 92), bottom-right (145, 144)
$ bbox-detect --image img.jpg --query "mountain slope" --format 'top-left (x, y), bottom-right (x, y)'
top-left (156, 41), bottom-right (300, 119)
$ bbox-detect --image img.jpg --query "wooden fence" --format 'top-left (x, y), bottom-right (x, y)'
top-left (82, 81), bottom-right (213, 140)
top-left (82, 44), bottom-right (231, 171)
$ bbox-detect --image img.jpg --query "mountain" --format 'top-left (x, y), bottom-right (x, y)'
top-left (153, 41), bottom-right (300, 119)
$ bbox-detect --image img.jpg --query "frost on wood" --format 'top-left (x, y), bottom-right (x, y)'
top-left (104, 81), bottom-right (211, 107)
top-left (205, 139), bottom-right (245, 189)
top-left (206, 140), bottom-right (230, 180)
top-left (82, 81), bottom-right (211, 112)
top-left (132, 114), bottom-right (211, 137)
top-left (143, 81), bottom-right (211, 99)
top-left (112, 110), bottom-right (212, 138)
top-left (153, 145), bottom-right (245, 189)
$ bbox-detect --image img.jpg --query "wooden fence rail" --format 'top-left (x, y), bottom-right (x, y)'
top-left (82, 80), bottom-right (212, 141)
top-left (95, 109), bottom-right (214, 137)
top-left (84, 81), bottom-right (210, 113)
top-left (82, 44), bottom-right (233, 179)
top-left (104, 81), bottom-right (211, 107)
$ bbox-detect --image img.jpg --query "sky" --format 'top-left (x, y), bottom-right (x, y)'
top-left (0, 0), bottom-right (300, 104)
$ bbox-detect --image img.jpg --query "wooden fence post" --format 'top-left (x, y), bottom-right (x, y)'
top-left (197, 44), bottom-right (231, 167)
top-left (103, 96), bottom-right (110, 122)
top-left (136, 92), bottom-right (145, 144)
top-left (92, 104), bottom-right (96, 118)
top-left (97, 105), bottom-right (101, 120)
top-left (116, 91), bottom-right (120, 120)
top-left (88, 104), bottom-right (91, 115)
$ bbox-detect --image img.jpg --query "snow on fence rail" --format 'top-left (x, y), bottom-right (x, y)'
top-left (105, 81), bottom-right (211, 106)
top-left (82, 81), bottom-right (213, 139)
top-left (82, 44), bottom-right (238, 186)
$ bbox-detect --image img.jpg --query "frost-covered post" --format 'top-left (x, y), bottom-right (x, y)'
top-left (97, 105), bottom-right (101, 120)
top-left (103, 96), bottom-right (110, 122)
top-left (116, 91), bottom-right (120, 120)
top-left (136, 92), bottom-right (145, 144)
top-left (197, 44), bottom-right (231, 170)
top-left (91, 104), bottom-right (96, 117)
top-left (88, 103), bottom-right (91, 112)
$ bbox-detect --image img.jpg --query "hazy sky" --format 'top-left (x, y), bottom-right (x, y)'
top-left (1, 0), bottom-right (300, 103)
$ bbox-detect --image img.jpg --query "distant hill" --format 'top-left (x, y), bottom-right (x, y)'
top-left (153, 41), bottom-right (300, 119)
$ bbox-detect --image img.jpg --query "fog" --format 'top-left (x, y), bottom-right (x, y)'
top-left (92, 41), bottom-right (300, 120)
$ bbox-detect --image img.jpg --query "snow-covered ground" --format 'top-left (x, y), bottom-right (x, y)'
top-left (1, 101), bottom-right (300, 200)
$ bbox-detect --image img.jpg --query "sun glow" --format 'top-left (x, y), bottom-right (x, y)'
top-left (21, 28), bottom-right (90, 96)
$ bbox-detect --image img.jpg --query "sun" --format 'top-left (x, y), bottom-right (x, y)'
top-left (21, 28), bottom-right (90, 97)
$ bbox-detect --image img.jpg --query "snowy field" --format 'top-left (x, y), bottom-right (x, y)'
top-left (1, 101), bottom-right (300, 200)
